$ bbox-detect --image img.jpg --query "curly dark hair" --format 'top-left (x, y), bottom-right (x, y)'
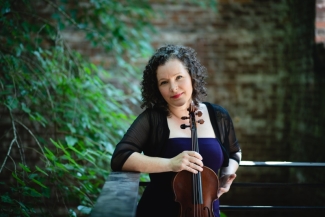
top-left (141, 44), bottom-right (208, 115)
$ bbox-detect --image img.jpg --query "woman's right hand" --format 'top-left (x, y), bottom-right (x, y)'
top-left (169, 151), bottom-right (204, 174)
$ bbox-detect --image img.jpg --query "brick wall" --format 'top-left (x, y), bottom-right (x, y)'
top-left (148, 0), bottom-right (317, 160)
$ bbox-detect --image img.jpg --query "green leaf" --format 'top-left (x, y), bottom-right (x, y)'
top-left (77, 205), bottom-right (92, 214)
top-left (65, 136), bottom-right (78, 147)
top-left (28, 173), bottom-right (38, 179)
top-left (19, 163), bottom-right (31, 173)
top-left (14, 200), bottom-right (31, 216)
top-left (1, 193), bottom-right (13, 203)
top-left (69, 209), bottom-right (77, 217)
top-left (29, 188), bottom-right (42, 197)
top-left (220, 212), bottom-right (227, 217)
top-left (68, 145), bottom-right (83, 156)
top-left (35, 166), bottom-right (49, 176)
top-left (5, 97), bottom-right (19, 110)
top-left (50, 138), bottom-right (62, 149)
top-left (44, 146), bottom-right (56, 161)
top-left (50, 139), bottom-right (71, 157)
top-left (21, 102), bottom-right (31, 113)
top-left (12, 172), bottom-right (25, 186)
top-left (31, 178), bottom-right (47, 188)
top-left (54, 162), bottom-right (69, 172)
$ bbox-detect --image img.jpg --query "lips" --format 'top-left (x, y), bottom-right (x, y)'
top-left (171, 93), bottom-right (183, 99)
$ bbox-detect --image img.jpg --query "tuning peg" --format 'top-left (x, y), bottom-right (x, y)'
top-left (181, 116), bottom-right (189, 120)
top-left (196, 111), bottom-right (202, 117)
top-left (197, 119), bottom-right (204, 124)
top-left (180, 124), bottom-right (190, 129)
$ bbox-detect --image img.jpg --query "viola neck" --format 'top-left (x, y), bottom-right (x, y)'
top-left (190, 112), bottom-right (199, 153)
top-left (191, 117), bottom-right (203, 204)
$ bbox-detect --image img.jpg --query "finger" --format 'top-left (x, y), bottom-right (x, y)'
top-left (221, 174), bottom-right (236, 181)
top-left (226, 174), bottom-right (237, 183)
top-left (189, 157), bottom-right (204, 167)
top-left (219, 187), bottom-right (228, 194)
top-left (217, 188), bottom-right (226, 198)
top-left (188, 162), bottom-right (203, 172)
top-left (227, 173), bottom-right (236, 179)
top-left (186, 164), bottom-right (199, 174)
top-left (187, 163), bottom-right (203, 173)
top-left (191, 151), bottom-right (203, 160)
top-left (185, 151), bottom-right (201, 160)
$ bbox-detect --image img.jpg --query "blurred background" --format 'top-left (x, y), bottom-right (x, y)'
top-left (0, 0), bottom-right (324, 216)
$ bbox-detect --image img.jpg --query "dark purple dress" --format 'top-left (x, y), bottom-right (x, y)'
top-left (136, 138), bottom-right (224, 217)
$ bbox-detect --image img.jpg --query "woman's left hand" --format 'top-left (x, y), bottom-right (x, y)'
top-left (217, 174), bottom-right (236, 198)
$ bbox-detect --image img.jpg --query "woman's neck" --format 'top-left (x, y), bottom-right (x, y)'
top-left (169, 107), bottom-right (188, 120)
top-left (168, 101), bottom-right (197, 119)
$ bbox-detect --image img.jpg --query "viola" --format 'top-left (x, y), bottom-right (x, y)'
top-left (173, 104), bottom-right (219, 217)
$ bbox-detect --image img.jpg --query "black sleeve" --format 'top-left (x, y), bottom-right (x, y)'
top-left (110, 110), bottom-right (151, 171)
top-left (205, 102), bottom-right (241, 165)
top-left (225, 111), bottom-right (241, 163)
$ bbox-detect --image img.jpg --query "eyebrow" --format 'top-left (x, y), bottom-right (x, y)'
top-left (157, 72), bottom-right (183, 82)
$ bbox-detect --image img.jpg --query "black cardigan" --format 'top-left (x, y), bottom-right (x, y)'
top-left (111, 102), bottom-right (241, 171)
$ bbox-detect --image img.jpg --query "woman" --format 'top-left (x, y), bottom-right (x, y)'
top-left (111, 44), bottom-right (242, 217)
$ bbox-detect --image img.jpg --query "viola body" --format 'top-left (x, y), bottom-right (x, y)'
top-left (173, 166), bottom-right (219, 217)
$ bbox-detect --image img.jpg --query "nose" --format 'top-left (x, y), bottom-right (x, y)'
top-left (170, 82), bottom-right (178, 92)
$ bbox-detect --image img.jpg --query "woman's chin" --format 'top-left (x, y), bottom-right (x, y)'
top-left (169, 99), bottom-right (190, 108)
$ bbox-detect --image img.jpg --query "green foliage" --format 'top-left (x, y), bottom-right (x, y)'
top-left (220, 211), bottom-right (227, 217)
top-left (1, 47), bottom-right (138, 216)
top-left (0, 0), bottom-right (153, 216)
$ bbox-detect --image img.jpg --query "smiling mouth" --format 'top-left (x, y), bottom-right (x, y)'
top-left (171, 93), bottom-right (183, 99)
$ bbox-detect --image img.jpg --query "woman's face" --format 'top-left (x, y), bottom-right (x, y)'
top-left (156, 59), bottom-right (193, 110)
